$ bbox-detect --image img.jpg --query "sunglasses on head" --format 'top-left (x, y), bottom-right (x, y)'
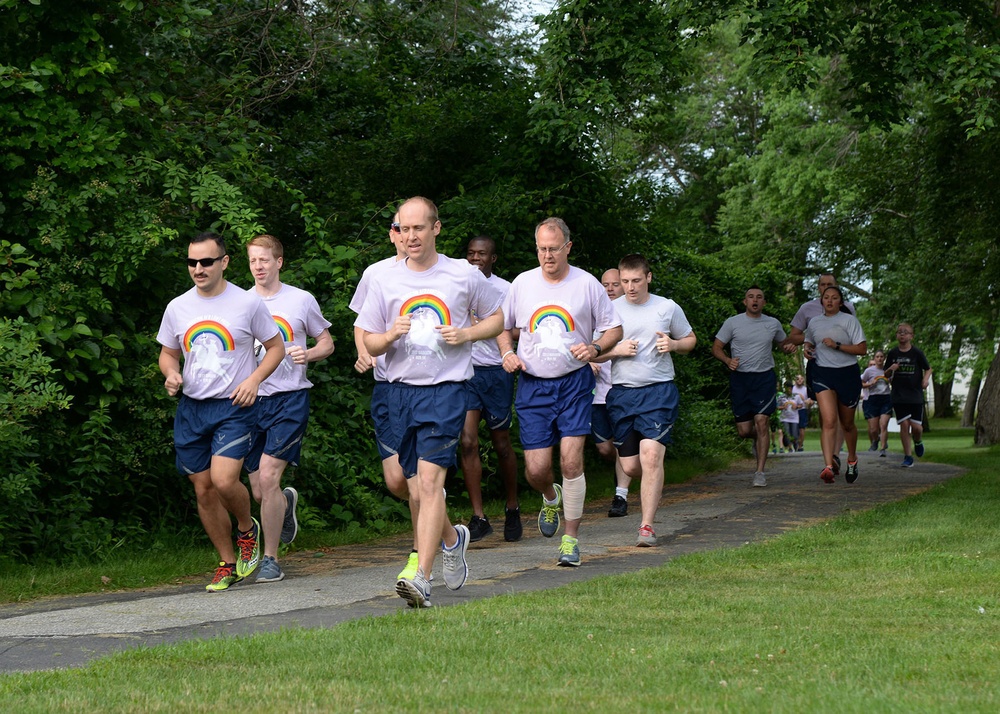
top-left (391, 222), bottom-right (401, 233)
top-left (186, 255), bottom-right (226, 268)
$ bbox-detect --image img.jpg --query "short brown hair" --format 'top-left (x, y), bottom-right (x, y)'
top-left (247, 234), bottom-right (284, 259)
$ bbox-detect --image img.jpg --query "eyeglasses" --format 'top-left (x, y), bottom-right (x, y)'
top-left (186, 255), bottom-right (226, 268)
top-left (390, 223), bottom-right (401, 233)
top-left (536, 241), bottom-right (570, 256)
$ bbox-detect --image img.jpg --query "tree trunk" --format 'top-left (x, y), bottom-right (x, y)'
top-left (974, 343), bottom-right (1000, 446)
top-left (962, 375), bottom-right (981, 427)
top-left (933, 324), bottom-right (964, 418)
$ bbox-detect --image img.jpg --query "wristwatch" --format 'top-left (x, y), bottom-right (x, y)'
top-left (835, 342), bottom-right (842, 350)
top-left (591, 342), bottom-right (603, 355)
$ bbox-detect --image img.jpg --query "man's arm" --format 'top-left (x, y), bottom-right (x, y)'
top-left (782, 327), bottom-right (805, 353)
top-left (363, 314), bottom-right (411, 358)
top-left (656, 330), bottom-right (696, 355)
top-left (711, 338), bottom-right (739, 370)
top-left (438, 309), bottom-right (504, 345)
top-left (231, 333), bottom-right (285, 407)
top-left (571, 325), bottom-right (623, 363)
top-left (158, 346), bottom-right (183, 396)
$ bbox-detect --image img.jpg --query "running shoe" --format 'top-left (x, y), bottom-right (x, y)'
top-left (441, 524), bottom-right (470, 591)
top-left (557, 535), bottom-right (581, 566)
top-left (280, 486), bottom-right (299, 544)
top-left (914, 441), bottom-right (925, 458)
top-left (636, 524), bottom-right (657, 547)
top-left (868, 440), bottom-right (879, 452)
top-left (467, 515), bottom-right (493, 542)
top-left (504, 506), bottom-right (523, 542)
top-left (398, 551), bottom-right (419, 581)
top-left (607, 495), bottom-right (628, 517)
top-left (845, 460), bottom-right (859, 484)
top-left (396, 571), bottom-right (432, 608)
top-left (235, 517), bottom-right (261, 577)
top-left (902, 455), bottom-right (915, 468)
top-left (831, 455), bottom-right (841, 476)
top-left (256, 555), bottom-right (285, 583)
top-left (537, 483), bottom-right (562, 538)
top-left (879, 448), bottom-right (887, 458)
top-left (752, 471), bottom-right (767, 488)
top-left (820, 466), bottom-right (835, 483)
top-left (206, 562), bottom-right (243, 592)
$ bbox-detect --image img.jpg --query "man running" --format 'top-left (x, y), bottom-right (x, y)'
top-left (885, 323), bottom-right (933, 468)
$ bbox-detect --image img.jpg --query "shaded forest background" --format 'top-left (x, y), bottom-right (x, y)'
top-left (2, 0), bottom-right (998, 561)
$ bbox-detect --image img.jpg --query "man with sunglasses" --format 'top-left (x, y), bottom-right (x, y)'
top-left (355, 197), bottom-right (505, 608)
top-left (497, 218), bottom-right (622, 566)
top-left (157, 231), bottom-right (285, 592)
top-left (349, 213), bottom-right (426, 582)
top-left (244, 234), bottom-right (334, 583)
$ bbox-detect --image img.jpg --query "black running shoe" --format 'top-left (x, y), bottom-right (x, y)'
top-left (467, 515), bottom-right (493, 542)
top-left (503, 506), bottom-right (523, 542)
top-left (608, 495), bottom-right (628, 518)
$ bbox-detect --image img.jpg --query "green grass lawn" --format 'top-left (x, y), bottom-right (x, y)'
top-left (1, 423), bottom-right (997, 711)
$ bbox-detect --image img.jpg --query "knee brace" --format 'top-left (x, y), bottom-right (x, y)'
top-left (562, 473), bottom-right (586, 521)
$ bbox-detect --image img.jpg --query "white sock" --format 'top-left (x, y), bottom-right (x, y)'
top-left (615, 486), bottom-right (628, 499)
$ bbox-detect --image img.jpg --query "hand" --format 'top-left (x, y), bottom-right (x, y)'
top-left (389, 314), bottom-right (411, 342)
top-left (727, 356), bottom-right (740, 371)
top-left (230, 377), bottom-right (260, 407)
top-left (822, 337), bottom-right (836, 348)
top-left (164, 372), bottom-right (183, 397)
top-left (286, 344), bottom-right (307, 365)
top-left (501, 351), bottom-right (524, 374)
top-left (354, 352), bottom-right (375, 374)
top-left (570, 342), bottom-right (594, 362)
top-left (655, 331), bottom-right (671, 354)
top-left (620, 339), bottom-right (639, 357)
top-left (436, 324), bottom-right (465, 345)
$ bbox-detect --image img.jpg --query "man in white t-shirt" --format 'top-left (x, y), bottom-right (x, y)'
top-left (497, 218), bottom-right (623, 566)
top-left (459, 236), bottom-right (522, 543)
top-left (157, 232), bottom-right (285, 592)
top-left (712, 286), bottom-right (787, 487)
top-left (355, 197), bottom-right (504, 608)
top-left (244, 234), bottom-right (334, 583)
top-left (596, 254), bottom-right (696, 546)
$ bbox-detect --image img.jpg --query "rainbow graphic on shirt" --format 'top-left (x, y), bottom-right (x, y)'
top-left (528, 306), bottom-right (575, 333)
top-left (184, 321), bottom-right (235, 352)
top-left (273, 316), bottom-right (294, 342)
top-left (400, 294), bottom-right (452, 325)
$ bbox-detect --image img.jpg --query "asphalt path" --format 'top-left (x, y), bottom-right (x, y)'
top-left (0, 450), bottom-right (963, 674)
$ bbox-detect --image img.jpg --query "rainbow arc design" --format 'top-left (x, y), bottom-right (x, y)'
top-left (528, 306), bottom-right (575, 333)
top-left (400, 294), bottom-right (451, 325)
top-left (273, 316), bottom-right (294, 342)
top-left (184, 321), bottom-right (235, 351)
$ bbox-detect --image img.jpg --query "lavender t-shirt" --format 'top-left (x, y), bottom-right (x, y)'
top-left (504, 266), bottom-right (621, 379)
top-left (250, 283), bottom-right (332, 397)
top-left (354, 255), bottom-right (504, 385)
top-left (157, 282), bottom-right (279, 400)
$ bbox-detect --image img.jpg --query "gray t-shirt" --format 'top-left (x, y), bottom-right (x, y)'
top-left (804, 312), bottom-right (866, 368)
top-left (791, 298), bottom-right (855, 331)
top-left (610, 294), bottom-right (693, 387)
top-left (714, 313), bottom-right (786, 373)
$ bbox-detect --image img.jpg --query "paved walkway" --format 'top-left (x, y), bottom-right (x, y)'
top-left (0, 450), bottom-right (962, 673)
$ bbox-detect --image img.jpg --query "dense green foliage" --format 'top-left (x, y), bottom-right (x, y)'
top-left (1, 0), bottom-right (996, 561)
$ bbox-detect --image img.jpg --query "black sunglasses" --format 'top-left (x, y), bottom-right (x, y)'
top-left (186, 255), bottom-right (226, 268)
top-left (390, 222), bottom-right (401, 233)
